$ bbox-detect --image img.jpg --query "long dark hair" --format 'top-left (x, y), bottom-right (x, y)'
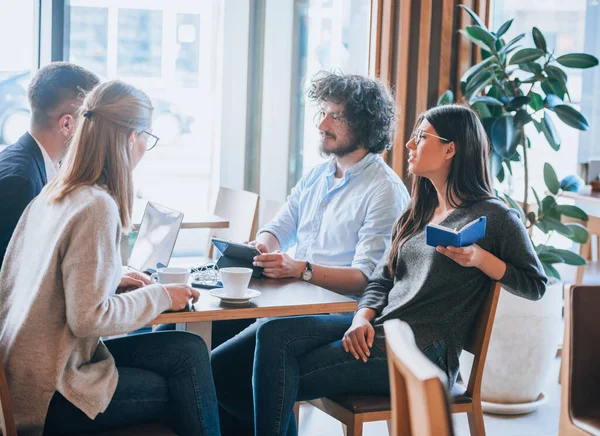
top-left (388, 104), bottom-right (494, 275)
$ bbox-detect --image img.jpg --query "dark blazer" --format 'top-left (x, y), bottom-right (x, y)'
top-left (0, 132), bottom-right (48, 268)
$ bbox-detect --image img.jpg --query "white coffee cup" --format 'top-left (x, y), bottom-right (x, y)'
top-left (151, 267), bottom-right (190, 285)
top-left (220, 267), bottom-right (253, 298)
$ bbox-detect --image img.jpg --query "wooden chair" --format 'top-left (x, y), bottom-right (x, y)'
top-left (301, 281), bottom-right (501, 436)
top-left (559, 285), bottom-right (600, 436)
top-left (384, 319), bottom-right (454, 436)
top-left (560, 214), bottom-right (600, 286)
top-left (0, 352), bottom-right (174, 436)
top-left (252, 198), bottom-right (284, 240)
top-left (207, 186), bottom-right (259, 259)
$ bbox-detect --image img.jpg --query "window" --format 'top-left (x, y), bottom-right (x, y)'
top-left (0, 1), bottom-right (38, 150)
top-left (64, 0), bottom-right (222, 227)
top-left (491, 0), bottom-right (594, 198)
top-left (289, 0), bottom-right (371, 184)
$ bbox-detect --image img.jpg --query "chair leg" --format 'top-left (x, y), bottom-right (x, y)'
top-left (342, 415), bottom-right (364, 436)
top-left (294, 402), bottom-right (300, 430)
top-left (386, 419), bottom-right (392, 435)
top-left (466, 403), bottom-right (486, 436)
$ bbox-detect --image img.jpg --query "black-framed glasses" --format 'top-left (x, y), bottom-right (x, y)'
top-left (313, 109), bottom-right (348, 127)
top-left (411, 128), bottom-right (450, 145)
top-left (143, 131), bottom-right (160, 151)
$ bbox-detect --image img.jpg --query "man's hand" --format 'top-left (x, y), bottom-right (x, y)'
top-left (342, 315), bottom-right (375, 363)
top-left (116, 271), bottom-right (151, 294)
top-left (253, 251), bottom-right (305, 279)
top-left (246, 240), bottom-right (270, 254)
top-left (436, 244), bottom-right (485, 268)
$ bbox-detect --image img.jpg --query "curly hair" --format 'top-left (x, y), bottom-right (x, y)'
top-left (307, 71), bottom-right (397, 154)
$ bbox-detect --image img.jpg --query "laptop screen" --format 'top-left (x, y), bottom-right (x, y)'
top-left (128, 202), bottom-right (184, 272)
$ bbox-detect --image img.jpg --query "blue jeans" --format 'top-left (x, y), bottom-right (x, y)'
top-left (43, 331), bottom-right (221, 436)
top-left (212, 315), bottom-right (449, 436)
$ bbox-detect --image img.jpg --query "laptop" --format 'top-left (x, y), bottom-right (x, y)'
top-left (127, 201), bottom-right (184, 273)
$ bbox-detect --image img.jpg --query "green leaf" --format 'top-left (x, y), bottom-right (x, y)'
top-left (459, 29), bottom-right (493, 52)
top-left (500, 33), bottom-right (526, 54)
top-left (514, 110), bottom-right (533, 127)
top-left (541, 78), bottom-right (567, 100)
top-left (537, 112), bottom-right (561, 151)
top-left (543, 217), bottom-right (574, 238)
top-left (544, 163), bottom-right (560, 195)
top-left (555, 204), bottom-right (588, 221)
top-left (461, 57), bottom-right (494, 83)
top-left (490, 151), bottom-right (503, 180)
top-left (506, 95), bottom-right (531, 111)
top-left (542, 263), bottom-right (561, 280)
top-left (532, 27), bottom-right (547, 52)
top-left (556, 53), bottom-right (599, 69)
top-left (470, 96), bottom-right (504, 106)
top-left (438, 90), bottom-right (454, 106)
top-left (541, 195), bottom-right (558, 217)
top-left (552, 249), bottom-right (586, 266)
top-left (532, 187), bottom-right (543, 212)
top-left (544, 94), bottom-right (563, 109)
top-left (554, 104), bottom-right (590, 131)
top-left (519, 62), bottom-right (542, 75)
top-left (504, 193), bottom-right (526, 224)
top-left (466, 26), bottom-right (497, 51)
top-left (509, 48), bottom-right (545, 65)
top-left (564, 223), bottom-right (589, 244)
top-left (458, 4), bottom-right (487, 29)
top-left (496, 19), bottom-right (513, 38)
top-left (465, 69), bottom-right (494, 100)
top-left (546, 65), bottom-right (568, 84)
top-left (491, 115), bottom-right (516, 158)
top-left (539, 252), bottom-right (565, 264)
top-left (529, 92), bottom-right (544, 111)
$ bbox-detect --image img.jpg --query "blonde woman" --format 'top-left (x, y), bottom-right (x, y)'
top-left (0, 80), bottom-right (220, 436)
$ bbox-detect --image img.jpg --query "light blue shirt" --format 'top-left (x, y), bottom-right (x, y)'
top-left (261, 153), bottom-right (410, 280)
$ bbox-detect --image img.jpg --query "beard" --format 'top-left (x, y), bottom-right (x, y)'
top-left (319, 130), bottom-right (361, 158)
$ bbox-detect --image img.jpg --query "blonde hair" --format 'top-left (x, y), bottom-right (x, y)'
top-left (46, 80), bottom-right (153, 231)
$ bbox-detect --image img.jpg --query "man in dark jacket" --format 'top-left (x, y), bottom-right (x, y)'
top-left (0, 62), bottom-right (99, 267)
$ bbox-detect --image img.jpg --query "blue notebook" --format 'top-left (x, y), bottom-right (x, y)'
top-left (426, 216), bottom-right (486, 248)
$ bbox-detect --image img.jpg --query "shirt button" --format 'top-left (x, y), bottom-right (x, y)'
top-left (321, 203), bottom-right (326, 207)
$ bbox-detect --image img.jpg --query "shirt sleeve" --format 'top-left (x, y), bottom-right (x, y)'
top-left (493, 209), bottom-right (547, 301)
top-left (351, 181), bottom-right (409, 279)
top-left (0, 175), bottom-right (37, 265)
top-left (259, 175), bottom-right (307, 252)
top-left (61, 196), bottom-right (172, 338)
top-left (357, 247), bottom-right (395, 314)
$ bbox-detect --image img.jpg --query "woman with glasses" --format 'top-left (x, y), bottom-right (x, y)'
top-left (236, 104), bottom-right (547, 435)
top-left (0, 80), bottom-right (220, 436)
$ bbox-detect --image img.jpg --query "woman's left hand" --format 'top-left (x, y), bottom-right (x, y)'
top-left (117, 271), bottom-right (151, 294)
top-left (436, 244), bottom-right (485, 268)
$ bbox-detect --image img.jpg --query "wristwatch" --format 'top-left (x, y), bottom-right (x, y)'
top-left (301, 261), bottom-right (313, 282)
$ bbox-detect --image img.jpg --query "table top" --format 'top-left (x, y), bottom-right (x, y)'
top-left (133, 214), bottom-right (229, 230)
top-left (152, 277), bottom-right (358, 324)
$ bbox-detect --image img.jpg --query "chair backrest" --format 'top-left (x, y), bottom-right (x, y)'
top-left (253, 198), bottom-right (284, 240)
top-left (207, 187), bottom-right (259, 258)
top-left (563, 214), bottom-right (600, 285)
top-left (462, 281), bottom-right (501, 398)
top-left (384, 319), bottom-right (454, 436)
top-left (0, 353), bottom-right (16, 436)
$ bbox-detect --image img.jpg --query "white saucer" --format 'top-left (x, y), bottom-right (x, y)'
top-left (209, 288), bottom-right (261, 304)
top-left (481, 392), bottom-right (548, 415)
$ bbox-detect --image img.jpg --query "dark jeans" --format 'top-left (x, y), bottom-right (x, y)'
top-left (152, 318), bottom-right (256, 349)
top-left (212, 315), bottom-right (449, 436)
top-left (43, 331), bottom-right (221, 436)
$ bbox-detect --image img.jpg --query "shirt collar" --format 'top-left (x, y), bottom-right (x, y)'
top-left (29, 131), bottom-right (58, 182)
top-left (326, 153), bottom-right (379, 178)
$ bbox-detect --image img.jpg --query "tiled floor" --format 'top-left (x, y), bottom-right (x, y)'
top-left (298, 357), bottom-right (561, 436)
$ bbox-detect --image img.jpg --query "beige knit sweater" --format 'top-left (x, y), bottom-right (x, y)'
top-left (0, 185), bottom-right (172, 435)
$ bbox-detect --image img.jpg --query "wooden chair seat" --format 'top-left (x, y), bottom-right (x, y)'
top-left (328, 395), bottom-right (391, 413)
top-left (572, 411), bottom-right (600, 436)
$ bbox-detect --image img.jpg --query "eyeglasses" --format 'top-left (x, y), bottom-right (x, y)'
top-left (313, 110), bottom-right (348, 127)
top-left (411, 128), bottom-right (450, 145)
top-left (143, 131), bottom-right (160, 151)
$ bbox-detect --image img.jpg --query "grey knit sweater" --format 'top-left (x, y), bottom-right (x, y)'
top-left (0, 185), bottom-right (172, 435)
top-left (358, 198), bottom-right (547, 386)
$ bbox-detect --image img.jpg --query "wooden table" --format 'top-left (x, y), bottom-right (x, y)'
top-left (133, 214), bottom-right (229, 230)
top-left (152, 278), bottom-right (358, 349)
top-left (562, 189), bottom-right (600, 205)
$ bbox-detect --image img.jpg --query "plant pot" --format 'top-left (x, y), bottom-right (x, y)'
top-left (463, 278), bottom-right (562, 415)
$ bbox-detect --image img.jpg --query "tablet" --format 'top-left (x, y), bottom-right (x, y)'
top-left (211, 237), bottom-right (261, 262)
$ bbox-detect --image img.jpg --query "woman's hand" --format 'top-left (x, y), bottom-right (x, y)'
top-left (342, 315), bottom-right (375, 363)
top-left (164, 284), bottom-right (200, 311)
top-left (116, 271), bottom-right (151, 294)
top-left (436, 244), bottom-right (485, 268)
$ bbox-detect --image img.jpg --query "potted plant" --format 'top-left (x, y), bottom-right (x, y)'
top-left (439, 5), bottom-right (599, 414)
